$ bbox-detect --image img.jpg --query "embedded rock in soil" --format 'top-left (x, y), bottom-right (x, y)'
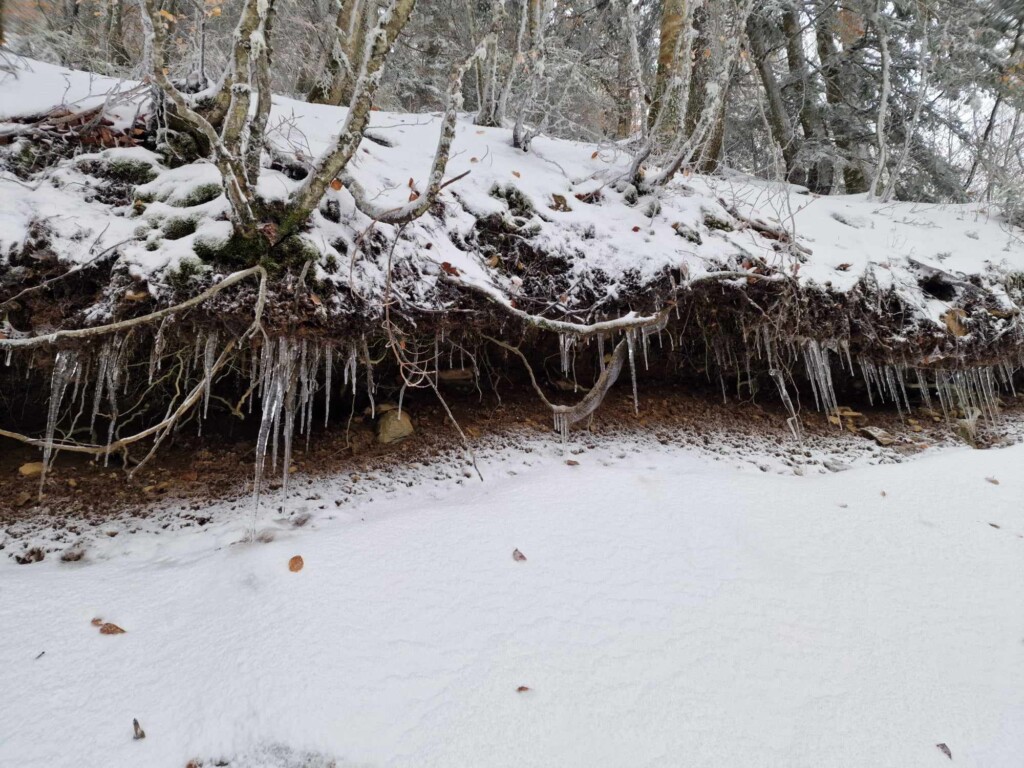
top-left (859, 426), bottom-right (896, 446)
top-left (18, 462), bottom-right (44, 478)
top-left (377, 409), bottom-right (414, 445)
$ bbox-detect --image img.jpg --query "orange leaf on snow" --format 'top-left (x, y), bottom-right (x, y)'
top-left (329, 178), bottom-right (342, 191)
top-left (289, 555), bottom-right (305, 572)
top-left (440, 262), bottom-right (460, 276)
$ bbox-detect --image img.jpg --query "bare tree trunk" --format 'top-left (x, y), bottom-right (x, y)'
top-left (815, 6), bottom-right (869, 193)
top-left (649, 0), bottom-right (686, 135)
top-left (965, 19), bottom-right (1023, 193)
top-left (309, 0), bottom-right (370, 106)
top-left (868, 1), bottom-right (891, 199)
top-left (780, 4), bottom-right (831, 192)
top-left (747, 13), bottom-right (798, 172)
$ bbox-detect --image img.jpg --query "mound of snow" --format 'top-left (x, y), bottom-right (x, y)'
top-left (2, 56), bottom-right (1024, 332)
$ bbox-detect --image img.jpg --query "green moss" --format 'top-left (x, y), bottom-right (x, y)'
top-left (490, 184), bottom-right (535, 218)
top-left (193, 232), bottom-right (267, 269)
top-left (162, 217), bottom-right (198, 241)
top-left (165, 256), bottom-right (208, 292)
top-left (172, 183), bottom-right (222, 208)
top-left (703, 211), bottom-right (735, 232)
top-left (102, 158), bottom-right (158, 185)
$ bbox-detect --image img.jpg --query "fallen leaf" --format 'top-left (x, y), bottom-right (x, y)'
top-left (936, 743), bottom-right (952, 760)
top-left (631, 225), bottom-right (641, 232)
top-left (90, 617), bottom-right (104, 627)
top-left (408, 190), bottom-right (420, 202)
top-left (989, 523), bottom-right (1001, 529)
top-left (985, 476), bottom-right (999, 485)
top-left (440, 262), bottom-right (460, 277)
top-left (565, 459), bottom-right (579, 466)
top-left (590, 150), bottom-right (599, 159)
top-left (517, 685), bottom-right (530, 692)
top-left (512, 170), bottom-right (521, 178)
top-left (133, 718), bottom-right (146, 740)
top-left (470, 157), bottom-right (479, 163)
top-left (485, 255), bottom-right (500, 268)
top-left (99, 623), bottom-right (126, 635)
top-left (330, 178), bottom-right (343, 191)
top-left (288, 555), bottom-right (304, 572)
top-left (836, 263), bottom-right (852, 271)
top-left (512, 548), bottom-right (527, 562)
top-left (408, 177), bottom-right (415, 188)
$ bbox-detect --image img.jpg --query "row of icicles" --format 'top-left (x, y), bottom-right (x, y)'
top-left (24, 325), bottom-right (1021, 530)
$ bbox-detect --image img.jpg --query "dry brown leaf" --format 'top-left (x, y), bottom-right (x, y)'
top-left (90, 617), bottom-right (103, 627)
top-left (516, 686), bottom-right (530, 692)
top-left (512, 170), bottom-right (521, 178)
top-left (836, 263), bottom-right (852, 271)
top-left (470, 157), bottom-right (479, 163)
top-left (631, 225), bottom-right (641, 232)
top-left (985, 476), bottom-right (999, 485)
top-left (936, 743), bottom-right (952, 760)
top-left (408, 177), bottom-right (415, 188)
top-left (288, 555), bottom-right (304, 572)
top-left (329, 178), bottom-right (343, 191)
top-left (512, 548), bottom-right (527, 562)
top-left (440, 262), bottom-right (460, 277)
top-left (590, 150), bottom-right (599, 159)
top-left (408, 190), bottom-right (420, 202)
top-left (99, 623), bottom-right (126, 635)
top-left (565, 459), bottom-right (579, 466)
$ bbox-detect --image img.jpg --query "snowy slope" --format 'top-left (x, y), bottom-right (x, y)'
top-left (3, 56), bottom-right (1024, 331)
top-left (1, 440), bottom-right (1022, 767)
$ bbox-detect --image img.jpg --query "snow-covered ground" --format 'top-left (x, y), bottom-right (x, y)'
top-left (2, 438), bottom-right (1022, 767)
top-left (4, 57), bottom-right (1024, 331)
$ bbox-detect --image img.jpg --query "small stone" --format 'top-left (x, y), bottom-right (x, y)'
top-left (823, 460), bottom-right (851, 473)
top-left (512, 548), bottom-right (527, 562)
top-left (858, 426), bottom-right (895, 446)
top-left (377, 409), bottom-right (414, 445)
top-left (18, 462), bottom-right (44, 478)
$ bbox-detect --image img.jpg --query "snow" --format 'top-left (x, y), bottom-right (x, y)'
top-left (3, 56), bottom-right (1024, 331)
top-left (1, 438), bottom-right (1022, 767)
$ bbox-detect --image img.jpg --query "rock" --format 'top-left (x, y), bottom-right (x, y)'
top-left (14, 491), bottom-right (34, 507)
top-left (823, 460), bottom-right (851, 473)
top-left (376, 409), bottom-right (414, 444)
top-left (437, 368), bottom-right (475, 386)
top-left (18, 462), bottom-right (44, 478)
top-left (859, 426), bottom-right (895, 446)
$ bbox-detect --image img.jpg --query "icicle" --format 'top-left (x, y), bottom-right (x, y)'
top-left (625, 330), bottom-right (639, 415)
top-left (202, 332), bottom-right (218, 420)
top-left (324, 345), bottom-right (333, 428)
top-left (769, 368), bottom-right (802, 441)
top-left (40, 350), bottom-right (80, 497)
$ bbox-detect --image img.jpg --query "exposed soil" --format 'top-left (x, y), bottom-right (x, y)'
top-left (4, 380), bottom-right (1023, 563)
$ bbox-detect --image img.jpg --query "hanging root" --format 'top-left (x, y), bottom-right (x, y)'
top-left (482, 333), bottom-right (629, 439)
top-left (0, 266), bottom-right (268, 492)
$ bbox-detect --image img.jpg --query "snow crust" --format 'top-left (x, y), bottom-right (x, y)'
top-left (3, 56), bottom-right (1024, 328)
top-left (1, 439), bottom-right (1022, 767)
